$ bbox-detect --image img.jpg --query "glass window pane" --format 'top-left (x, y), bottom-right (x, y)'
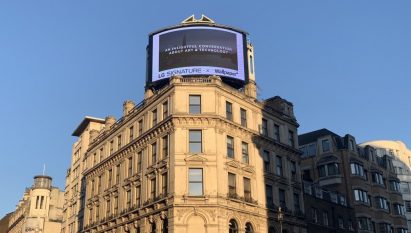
top-left (190, 131), bottom-right (201, 141)
top-left (189, 183), bottom-right (203, 196)
top-left (189, 143), bottom-right (201, 153)
top-left (189, 169), bottom-right (203, 182)
top-left (189, 96), bottom-right (200, 105)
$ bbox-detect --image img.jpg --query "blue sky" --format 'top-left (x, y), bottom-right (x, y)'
top-left (0, 1), bottom-right (410, 216)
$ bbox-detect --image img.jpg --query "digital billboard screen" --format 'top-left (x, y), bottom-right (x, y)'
top-left (150, 26), bottom-right (246, 83)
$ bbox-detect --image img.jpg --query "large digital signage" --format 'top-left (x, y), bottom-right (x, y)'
top-left (149, 26), bottom-right (247, 83)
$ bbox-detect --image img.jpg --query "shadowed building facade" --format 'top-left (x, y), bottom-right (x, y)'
top-left (299, 129), bottom-right (408, 233)
top-left (360, 140), bottom-right (411, 231)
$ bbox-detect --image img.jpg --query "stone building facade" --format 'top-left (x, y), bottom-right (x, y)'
top-left (360, 140), bottom-right (411, 230)
top-left (61, 116), bottom-right (106, 233)
top-left (77, 74), bottom-right (306, 233)
top-left (299, 129), bottom-right (408, 233)
top-left (7, 175), bottom-right (64, 233)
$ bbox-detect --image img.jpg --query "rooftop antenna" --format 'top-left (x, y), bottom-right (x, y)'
top-left (42, 164), bottom-right (46, 176)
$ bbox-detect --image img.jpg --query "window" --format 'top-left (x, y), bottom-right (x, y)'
top-left (106, 199), bottom-right (111, 217)
top-left (318, 163), bottom-right (339, 177)
top-left (135, 185), bottom-right (141, 206)
top-left (279, 189), bottom-right (286, 208)
top-left (322, 211), bottom-right (329, 226)
top-left (349, 139), bottom-right (355, 151)
top-left (243, 177), bottom-right (251, 202)
top-left (293, 193), bottom-right (300, 212)
top-left (322, 139), bottom-right (330, 152)
top-left (397, 228), bottom-right (408, 233)
top-left (228, 173), bottom-right (236, 197)
top-left (276, 156), bottom-right (283, 176)
top-left (162, 218), bottom-right (168, 233)
top-left (161, 135), bottom-right (168, 159)
top-left (137, 151), bottom-right (142, 173)
top-left (188, 168), bottom-right (203, 196)
top-left (93, 152), bottom-right (97, 165)
top-left (288, 130), bottom-right (295, 147)
top-left (372, 172), bottom-right (384, 186)
top-left (162, 101), bottom-right (168, 119)
top-left (240, 108), bottom-right (247, 127)
top-left (162, 172), bottom-right (168, 195)
top-left (150, 178), bottom-right (156, 198)
top-left (152, 109), bottom-right (157, 126)
top-left (151, 222), bottom-right (156, 233)
top-left (348, 220), bottom-right (354, 231)
top-left (353, 189), bottom-right (369, 204)
top-left (350, 163), bottom-right (365, 177)
top-left (129, 126), bottom-right (134, 142)
top-left (405, 201), bottom-right (411, 212)
top-left (379, 223), bottom-right (392, 233)
top-left (338, 217), bottom-right (344, 229)
top-left (97, 176), bottom-right (102, 194)
top-left (100, 147), bottom-right (104, 160)
top-left (393, 203), bottom-right (405, 215)
top-left (114, 197), bottom-right (118, 214)
top-left (274, 124), bottom-right (280, 141)
top-left (138, 119), bottom-right (143, 136)
top-left (35, 196), bottom-right (40, 209)
top-left (189, 95), bottom-right (201, 114)
top-left (242, 142), bottom-right (249, 164)
top-left (127, 157), bottom-right (133, 177)
top-left (312, 208), bottom-right (318, 223)
top-left (189, 130), bottom-right (202, 153)
top-left (291, 161), bottom-right (297, 180)
top-left (151, 142), bottom-right (157, 165)
top-left (108, 169), bottom-right (112, 187)
top-left (110, 140), bottom-right (114, 154)
top-left (266, 185), bottom-right (273, 206)
top-left (227, 136), bottom-right (234, 158)
top-left (261, 118), bottom-right (268, 136)
top-left (117, 134), bottom-right (122, 149)
top-left (229, 219), bottom-right (238, 233)
top-left (358, 217), bottom-right (373, 231)
top-left (245, 223), bottom-right (253, 233)
top-left (263, 150), bottom-right (270, 172)
top-left (126, 190), bottom-right (131, 208)
top-left (226, 101), bottom-right (233, 120)
top-left (90, 179), bottom-right (95, 196)
top-left (115, 164), bottom-right (120, 184)
top-left (375, 196), bottom-right (389, 210)
top-left (389, 180), bottom-right (401, 192)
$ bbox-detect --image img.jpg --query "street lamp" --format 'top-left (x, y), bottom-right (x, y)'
top-left (277, 207), bottom-right (283, 233)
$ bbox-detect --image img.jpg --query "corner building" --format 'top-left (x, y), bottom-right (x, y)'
top-left (80, 76), bottom-right (306, 233)
top-left (71, 17), bottom-right (306, 233)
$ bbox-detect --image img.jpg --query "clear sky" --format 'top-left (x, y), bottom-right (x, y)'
top-left (0, 1), bottom-right (410, 216)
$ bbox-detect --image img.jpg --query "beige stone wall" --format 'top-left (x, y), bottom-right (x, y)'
top-left (77, 76), bottom-right (305, 233)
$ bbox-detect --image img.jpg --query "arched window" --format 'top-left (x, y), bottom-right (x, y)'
top-left (245, 222), bottom-right (253, 233)
top-left (151, 222), bottom-right (156, 233)
top-left (268, 226), bottom-right (276, 233)
top-left (229, 219), bottom-right (238, 233)
top-left (162, 218), bottom-right (168, 233)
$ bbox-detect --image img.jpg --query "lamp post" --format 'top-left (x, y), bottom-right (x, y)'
top-left (277, 207), bottom-right (283, 233)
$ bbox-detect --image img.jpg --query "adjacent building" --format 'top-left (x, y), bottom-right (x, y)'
top-left (63, 16), bottom-right (307, 233)
top-left (7, 175), bottom-right (64, 233)
top-left (360, 140), bottom-right (411, 230)
top-left (299, 129), bottom-right (408, 233)
top-left (61, 117), bottom-right (105, 233)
